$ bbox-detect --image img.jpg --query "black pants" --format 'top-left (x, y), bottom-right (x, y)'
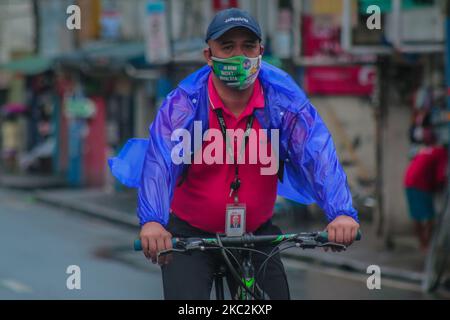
top-left (161, 214), bottom-right (290, 300)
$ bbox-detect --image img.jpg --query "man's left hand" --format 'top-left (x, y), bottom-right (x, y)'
top-left (326, 215), bottom-right (360, 250)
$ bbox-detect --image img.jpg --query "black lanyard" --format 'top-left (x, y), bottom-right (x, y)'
top-left (214, 108), bottom-right (254, 201)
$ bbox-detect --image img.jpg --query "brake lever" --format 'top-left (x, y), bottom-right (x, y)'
top-left (157, 248), bottom-right (186, 256)
top-left (317, 242), bottom-right (347, 251)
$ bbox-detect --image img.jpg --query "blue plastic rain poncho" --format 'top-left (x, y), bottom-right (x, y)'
top-left (108, 62), bottom-right (359, 226)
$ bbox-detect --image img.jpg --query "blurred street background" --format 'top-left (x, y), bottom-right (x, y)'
top-left (0, 0), bottom-right (449, 299)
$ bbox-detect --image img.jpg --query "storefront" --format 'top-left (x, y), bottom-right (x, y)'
top-left (339, 0), bottom-right (447, 245)
top-left (0, 56), bottom-right (59, 176)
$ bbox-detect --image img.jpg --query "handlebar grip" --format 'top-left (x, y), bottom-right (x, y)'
top-left (317, 230), bottom-right (362, 243)
top-left (134, 239), bottom-right (142, 251)
top-left (133, 238), bottom-right (179, 251)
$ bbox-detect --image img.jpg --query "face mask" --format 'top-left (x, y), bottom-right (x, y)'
top-left (211, 55), bottom-right (262, 90)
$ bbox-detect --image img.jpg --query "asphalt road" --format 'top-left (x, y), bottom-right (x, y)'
top-left (0, 188), bottom-right (447, 300)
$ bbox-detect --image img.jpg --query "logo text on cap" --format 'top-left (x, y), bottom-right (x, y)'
top-left (225, 17), bottom-right (249, 23)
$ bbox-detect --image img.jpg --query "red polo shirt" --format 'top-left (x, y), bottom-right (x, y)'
top-left (170, 75), bottom-right (278, 233)
top-left (404, 146), bottom-right (447, 192)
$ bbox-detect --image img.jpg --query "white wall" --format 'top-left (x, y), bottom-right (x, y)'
top-left (38, 0), bottom-right (75, 58)
top-left (0, 0), bottom-right (35, 63)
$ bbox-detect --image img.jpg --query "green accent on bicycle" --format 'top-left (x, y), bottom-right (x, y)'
top-left (238, 278), bottom-right (255, 300)
top-left (272, 235), bottom-right (285, 244)
top-left (239, 288), bottom-right (246, 300)
top-left (237, 277), bottom-right (256, 300)
top-left (244, 277), bottom-right (255, 288)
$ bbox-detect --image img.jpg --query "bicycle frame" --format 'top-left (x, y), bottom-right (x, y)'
top-left (213, 265), bottom-right (227, 300)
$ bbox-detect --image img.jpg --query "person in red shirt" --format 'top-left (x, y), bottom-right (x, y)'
top-left (404, 128), bottom-right (447, 252)
top-left (138, 8), bottom-right (360, 300)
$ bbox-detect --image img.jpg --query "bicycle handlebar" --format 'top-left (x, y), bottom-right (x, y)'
top-left (133, 230), bottom-right (362, 251)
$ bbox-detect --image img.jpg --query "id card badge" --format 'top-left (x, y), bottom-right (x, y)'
top-left (225, 203), bottom-right (246, 237)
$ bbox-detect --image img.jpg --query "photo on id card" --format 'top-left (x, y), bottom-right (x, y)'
top-left (225, 204), bottom-right (246, 237)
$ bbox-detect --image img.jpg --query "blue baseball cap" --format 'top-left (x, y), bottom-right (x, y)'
top-left (205, 8), bottom-right (262, 43)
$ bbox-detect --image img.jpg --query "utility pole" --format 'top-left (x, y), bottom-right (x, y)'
top-left (374, 55), bottom-right (390, 241)
top-left (446, 1), bottom-right (450, 124)
top-left (446, 0), bottom-right (450, 208)
top-left (32, 0), bottom-right (40, 55)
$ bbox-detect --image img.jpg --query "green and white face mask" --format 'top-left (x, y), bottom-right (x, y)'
top-left (211, 55), bottom-right (262, 90)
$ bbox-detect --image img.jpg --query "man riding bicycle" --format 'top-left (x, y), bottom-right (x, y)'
top-left (110, 8), bottom-right (359, 300)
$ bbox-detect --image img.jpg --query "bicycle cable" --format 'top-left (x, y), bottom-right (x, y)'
top-left (224, 245), bottom-right (273, 300)
top-left (258, 239), bottom-right (291, 298)
top-left (200, 244), bottom-right (246, 278)
top-left (201, 244), bottom-right (272, 300)
top-left (217, 246), bottom-right (271, 258)
top-left (257, 238), bottom-right (295, 281)
top-left (216, 234), bottom-right (264, 300)
top-left (258, 242), bottom-right (297, 298)
top-left (256, 238), bottom-right (347, 284)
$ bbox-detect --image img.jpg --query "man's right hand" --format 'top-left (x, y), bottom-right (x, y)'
top-left (140, 222), bottom-right (173, 265)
